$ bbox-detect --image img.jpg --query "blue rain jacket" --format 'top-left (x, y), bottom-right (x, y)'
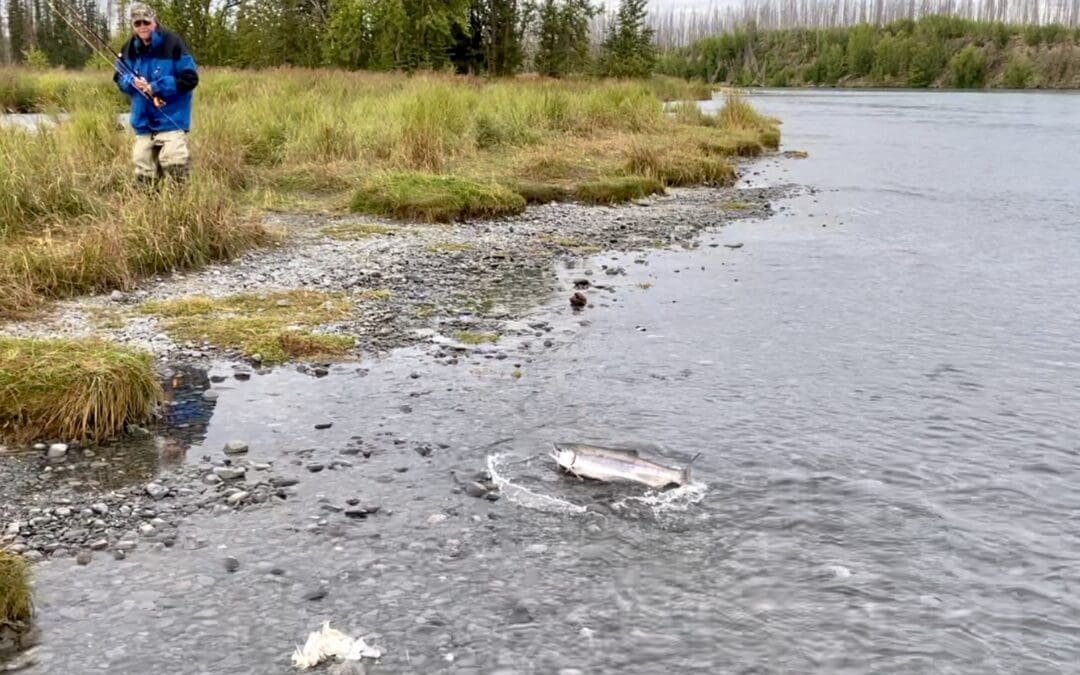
top-left (114, 27), bottom-right (198, 134)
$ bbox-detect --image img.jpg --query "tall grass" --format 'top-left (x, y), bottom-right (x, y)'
top-left (1, 67), bottom-right (780, 318)
top-left (0, 336), bottom-right (163, 443)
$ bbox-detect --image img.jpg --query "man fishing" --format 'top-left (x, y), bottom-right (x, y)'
top-left (113, 3), bottom-right (199, 185)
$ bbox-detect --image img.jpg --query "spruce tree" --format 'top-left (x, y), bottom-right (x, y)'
top-left (599, 0), bottom-right (656, 78)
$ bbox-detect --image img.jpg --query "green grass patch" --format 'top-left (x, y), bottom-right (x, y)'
top-left (575, 177), bottom-right (665, 205)
top-left (351, 172), bottom-right (526, 223)
top-left (718, 201), bottom-right (752, 210)
top-left (454, 330), bottom-right (499, 344)
top-left (140, 290), bottom-right (355, 363)
top-left (0, 336), bottom-right (162, 444)
top-left (321, 223), bottom-right (396, 240)
top-left (0, 549), bottom-right (32, 629)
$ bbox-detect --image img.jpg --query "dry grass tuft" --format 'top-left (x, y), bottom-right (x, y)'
top-left (321, 223), bottom-right (396, 240)
top-left (0, 336), bottom-right (162, 443)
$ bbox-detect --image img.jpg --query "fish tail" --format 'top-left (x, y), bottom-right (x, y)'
top-left (680, 467), bottom-right (692, 485)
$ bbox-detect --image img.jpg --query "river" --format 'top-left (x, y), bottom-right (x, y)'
top-left (13, 89), bottom-right (1080, 673)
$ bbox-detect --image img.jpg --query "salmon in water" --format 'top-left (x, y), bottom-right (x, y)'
top-left (551, 442), bottom-right (693, 489)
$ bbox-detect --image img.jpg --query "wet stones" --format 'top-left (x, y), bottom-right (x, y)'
top-left (145, 482), bottom-right (168, 500)
top-left (47, 443), bottom-right (68, 459)
top-left (314, 423), bottom-right (333, 430)
top-left (224, 556), bottom-right (240, 573)
top-left (75, 551), bottom-right (92, 566)
top-left (570, 292), bottom-right (587, 309)
top-left (270, 477), bottom-right (299, 488)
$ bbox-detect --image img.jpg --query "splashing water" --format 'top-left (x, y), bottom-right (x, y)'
top-left (486, 452), bottom-right (709, 519)
top-left (611, 479), bottom-right (710, 519)
top-left (486, 452), bottom-right (587, 515)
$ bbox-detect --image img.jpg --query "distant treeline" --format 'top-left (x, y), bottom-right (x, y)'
top-left (644, 0), bottom-right (1080, 49)
top-left (656, 15), bottom-right (1080, 88)
top-left (0, 0), bottom-right (660, 78)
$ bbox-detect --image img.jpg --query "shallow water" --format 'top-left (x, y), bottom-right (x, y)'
top-left (14, 89), bottom-right (1080, 673)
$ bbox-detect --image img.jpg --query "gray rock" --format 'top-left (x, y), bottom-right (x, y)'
top-left (23, 550), bottom-right (44, 562)
top-left (91, 503), bottom-right (109, 515)
top-left (202, 390), bottom-right (219, 402)
top-left (145, 483), bottom-right (168, 500)
top-left (47, 443), bottom-right (68, 459)
top-left (223, 441), bottom-right (249, 455)
top-left (213, 467), bottom-right (246, 480)
top-left (89, 539), bottom-right (108, 551)
top-left (224, 556), bottom-right (240, 573)
top-left (76, 551), bottom-right (92, 566)
top-left (110, 290), bottom-right (125, 302)
top-left (116, 540), bottom-right (137, 551)
top-left (227, 491), bottom-right (249, 505)
top-left (113, 550), bottom-right (127, 561)
top-left (55, 507), bottom-right (72, 518)
top-left (463, 481), bottom-right (488, 498)
top-left (303, 585), bottom-right (328, 601)
top-left (140, 524), bottom-right (157, 536)
top-left (270, 477), bottom-right (299, 488)
top-left (203, 473), bottom-right (223, 486)
top-left (307, 463), bottom-right (325, 473)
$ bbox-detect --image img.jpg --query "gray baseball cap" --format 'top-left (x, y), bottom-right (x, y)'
top-left (129, 3), bottom-right (156, 23)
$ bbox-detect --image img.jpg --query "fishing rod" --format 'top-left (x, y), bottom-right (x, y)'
top-left (43, 0), bottom-right (167, 110)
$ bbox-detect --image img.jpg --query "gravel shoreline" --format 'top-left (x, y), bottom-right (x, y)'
top-left (1, 176), bottom-right (797, 366)
top-left (1, 162), bottom-right (799, 566)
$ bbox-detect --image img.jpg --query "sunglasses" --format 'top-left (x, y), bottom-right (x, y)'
top-left (132, 19), bottom-right (152, 26)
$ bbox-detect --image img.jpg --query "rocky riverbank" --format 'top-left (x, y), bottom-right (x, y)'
top-left (0, 162), bottom-right (799, 565)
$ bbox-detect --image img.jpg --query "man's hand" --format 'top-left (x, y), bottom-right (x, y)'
top-left (134, 77), bottom-right (153, 95)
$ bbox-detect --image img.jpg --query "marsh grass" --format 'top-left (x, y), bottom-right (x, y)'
top-left (1, 68), bottom-right (779, 312)
top-left (0, 549), bottom-right (32, 628)
top-left (139, 290), bottom-right (356, 363)
top-left (575, 177), bottom-right (666, 204)
top-left (510, 182), bottom-right (572, 204)
top-left (0, 336), bottom-right (162, 443)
